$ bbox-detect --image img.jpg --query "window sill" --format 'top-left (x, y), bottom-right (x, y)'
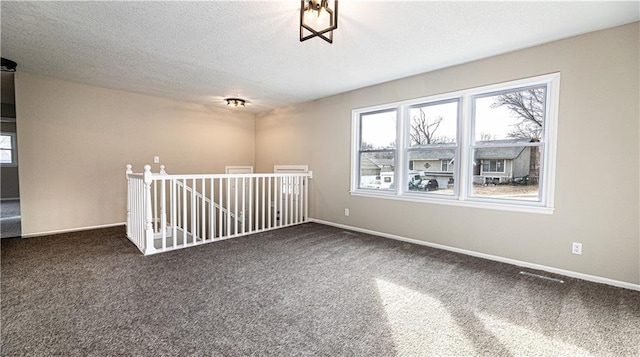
top-left (349, 190), bottom-right (554, 215)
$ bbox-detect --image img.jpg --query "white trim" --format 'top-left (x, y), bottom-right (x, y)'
top-left (225, 166), bottom-right (253, 174)
top-left (309, 218), bottom-right (640, 292)
top-left (351, 73), bottom-right (560, 214)
top-left (274, 165), bottom-right (309, 173)
top-left (21, 222), bottom-right (125, 238)
top-left (0, 197), bottom-right (20, 201)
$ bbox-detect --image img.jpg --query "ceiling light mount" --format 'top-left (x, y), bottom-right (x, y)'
top-left (225, 98), bottom-right (246, 107)
top-left (300, 0), bottom-right (338, 44)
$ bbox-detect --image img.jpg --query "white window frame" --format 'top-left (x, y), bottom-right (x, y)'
top-left (353, 108), bottom-right (399, 192)
top-left (0, 133), bottom-right (17, 167)
top-left (350, 73), bottom-right (560, 214)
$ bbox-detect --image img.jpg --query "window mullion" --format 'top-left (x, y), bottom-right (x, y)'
top-left (458, 94), bottom-right (471, 200)
top-left (396, 106), bottom-right (405, 196)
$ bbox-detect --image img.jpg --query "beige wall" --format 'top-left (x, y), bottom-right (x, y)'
top-left (256, 23), bottom-right (640, 284)
top-left (15, 73), bottom-right (255, 235)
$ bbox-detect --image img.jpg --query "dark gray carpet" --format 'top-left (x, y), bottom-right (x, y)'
top-left (0, 200), bottom-right (20, 218)
top-left (0, 200), bottom-right (21, 238)
top-left (0, 218), bottom-right (21, 239)
top-left (1, 223), bottom-right (639, 356)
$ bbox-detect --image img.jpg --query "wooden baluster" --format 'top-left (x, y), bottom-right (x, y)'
top-left (191, 179), bottom-right (198, 244)
top-left (234, 177), bottom-right (239, 235)
top-left (182, 179), bottom-right (187, 246)
top-left (253, 176), bottom-right (258, 232)
top-left (159, 166), bottom-right (167, 251)
top-left (284, 176), bottom-right (289, 226)
top-left (161, 177), bottom-right (166, 251)
top-left (241, 177), bottom-right (246, 234)
top-left (209, 178), bottom-right (214, 241)
top-left (171, 179), bottom-right (177, 249)
top-left (153, 176), bottom-right (157, 233)
top-left (304, 174), bottom-right (310, 221)
top-left (268, 177), bottom-right (272, 229)
top-left (218, 178), bottom-right (223, 239)
top-left (261, 177), bottom-right (266, 230)
top-left (201, 178), bottom-right (206, 242)
top-left (125, 164), bottom-right (133, 239)
top-left (225, 177), bottom-right (231, 238)
top-left (294, 176), bottom-right (299, 224)
top-left (274, 176), bottom-right (279, 227)
top-left (143, 165), bottom-right (155, 255)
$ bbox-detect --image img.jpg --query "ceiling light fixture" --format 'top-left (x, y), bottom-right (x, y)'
top-left (225, 98), bottom-right (246, 107)
top-left (300, 0), bottom-right (338, 44)
top-left (1, 58), bottom-right (17, 72)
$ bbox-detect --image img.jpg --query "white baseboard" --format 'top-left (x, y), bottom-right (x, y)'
top-left (309, 218), bottom-right (640, 292)
top-left (21, 222), bottom-right (125, 238)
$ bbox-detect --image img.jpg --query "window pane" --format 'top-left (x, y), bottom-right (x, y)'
top-left (361, 111), bottom-right (396, 150)
top-left (409, 101), bottom-right (457, 146)
top-left (0, 135), bottom-right (12, 149)
top-left (407, 147), bottom-right (455, 195)
top-left (359, 151), bottom-right (395, 190)
top-left (0, 150), bottom-right (12, 164)
top-left (474, 86), bottom-right (546, 142)
top-left (471, 146), bottom-right (541, 201)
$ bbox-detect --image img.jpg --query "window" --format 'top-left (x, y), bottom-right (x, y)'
top-left (0, 133), bottom-right (16, 166)
top-left (356, 109), bottom-right (397, 190)
top-left (482, 159), bottom-right (504, 173)
top-left (351, 73), bottom-right (559, 214)
top-left (406, 99), bottom-right (459, 196)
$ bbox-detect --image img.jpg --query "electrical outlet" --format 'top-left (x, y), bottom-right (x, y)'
top-left (344, 208), bottom-right (350, 217)
top-left (572, 242), bottom-right (582, 255)
top-left (153, 156), bottom-right (160, 163)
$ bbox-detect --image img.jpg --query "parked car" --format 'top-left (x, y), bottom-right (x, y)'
top-left (364, 179), bottom-right (382, 189)
top-left (420, 179), bottom-right (439, 191)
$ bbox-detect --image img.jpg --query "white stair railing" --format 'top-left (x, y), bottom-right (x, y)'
top-left (126, 165), bottom-right (312, 255)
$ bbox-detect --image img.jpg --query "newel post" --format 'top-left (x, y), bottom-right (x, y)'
top-left (125, 164), bottom-right (133, 238)
top-left (143, 165), bottom-right (156, 254)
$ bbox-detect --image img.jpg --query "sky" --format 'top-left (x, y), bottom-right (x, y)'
top-left (361, 95), bottom-right (523, 148)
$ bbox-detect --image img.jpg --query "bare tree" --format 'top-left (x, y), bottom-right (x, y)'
top-left (361, 141), bottom-right (375, 150)
top-left (410, 108), bottom-right (450, 145)
top-left (491, 87), bottom-right (545, 140)
top-left (479, 132), bottom-right (496, 141)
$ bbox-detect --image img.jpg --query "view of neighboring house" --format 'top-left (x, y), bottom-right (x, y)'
top-left (473, 138), bottom-right (540, 185)
top-left (407, 138), bottom-right (539, 189)
top-left (408, 144), bottom-right (456, 189)
top-left (360, 156), bottom-right (394, 189)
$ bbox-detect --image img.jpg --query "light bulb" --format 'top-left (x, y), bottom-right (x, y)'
top-left (305, 8), bottom-right (314, 22)
top-left (316, 7), bottom-right (326, 25)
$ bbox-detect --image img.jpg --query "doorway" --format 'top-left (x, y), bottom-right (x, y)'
top-left (1, 71), bottom-right (21, 238)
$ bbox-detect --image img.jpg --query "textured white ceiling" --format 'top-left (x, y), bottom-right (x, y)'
top-left (1, 1), bottom-right (638, 113)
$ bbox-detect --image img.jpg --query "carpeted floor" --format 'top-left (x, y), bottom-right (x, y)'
top-left (0, 200), bottom-right (21, 238)
top-left (1, 223), bottom-right (639, 356)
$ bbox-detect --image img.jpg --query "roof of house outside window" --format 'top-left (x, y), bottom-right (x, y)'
top-left (408, 138), bottom-right (533, 161)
